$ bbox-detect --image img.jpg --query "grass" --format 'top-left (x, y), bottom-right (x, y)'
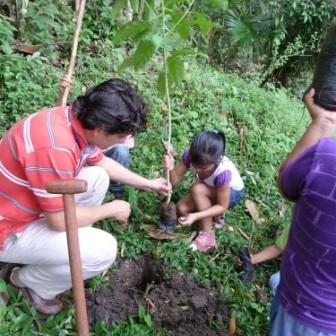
top-left (0, 1), bottom-right (310, 335)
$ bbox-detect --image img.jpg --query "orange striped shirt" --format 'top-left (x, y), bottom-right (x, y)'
top-left (0, 106), bottom-right (103, 248)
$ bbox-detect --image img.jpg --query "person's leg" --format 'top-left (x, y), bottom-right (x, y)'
top-left (176, 194), bottom-right (196, 216)
top-left (214, 188), bottom-right (245, 229)
top-left (190, 181), bottom-right (214, 234)
top-left (189, 182), bottom-right (216, 252)
top-left (75, 165), bottom-right (110, 206)
top-left (0, 166), bottom-right (116, 300)
top-left (2, 221), bottom-right (117, 299)
top-left (269, 271), bottom-right (281, 296)
top-left (228, 188), bottom-right (245, 209)
top-left (104, 145), bottom-right (129, 198)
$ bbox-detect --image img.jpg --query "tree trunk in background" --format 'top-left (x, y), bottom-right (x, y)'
top-left (125, 0), bottom-right (133, 21)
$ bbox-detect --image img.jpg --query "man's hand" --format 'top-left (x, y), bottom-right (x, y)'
top-left (146, 177), bottom-right (171, 196)
top-left (178, 213), bottom-right (198, 227)
top-left (60, 75), bottom-right (72, 90)
top-left (305, 88), bottom-right (336, 126)
top-left (104, 200), bottom-right (131, 226)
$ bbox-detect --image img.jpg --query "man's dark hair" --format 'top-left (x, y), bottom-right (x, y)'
top-left (189, 130), bottom-right (226, 166)
top-left (72, 78), bottom-right (147, 134)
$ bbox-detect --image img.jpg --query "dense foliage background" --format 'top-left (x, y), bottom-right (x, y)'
top-left (0, 0), bottom-right (334, 334)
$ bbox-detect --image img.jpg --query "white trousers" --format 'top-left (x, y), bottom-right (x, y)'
top-left (0, 166), bottom-right (117, 299)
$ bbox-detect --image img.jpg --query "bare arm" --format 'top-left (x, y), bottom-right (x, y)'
top-left (169, 161), bottom-right (188, 186)
top-left (278, 89), bottom-right (336, 189)
top-left (95, 155), bottom-right (170, 195)
top-left (45, 199), bottom-right (131, 231)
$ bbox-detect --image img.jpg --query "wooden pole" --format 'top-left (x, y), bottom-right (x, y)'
top-left (75, 0), bottom-right (80, 14)
top-left (46, 179), bottom-right (89, 336)
top-left (57, 0), bottom-right (87, 107)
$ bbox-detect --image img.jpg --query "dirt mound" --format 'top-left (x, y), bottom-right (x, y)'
top-left (86, 254), bottom-right (228, 335)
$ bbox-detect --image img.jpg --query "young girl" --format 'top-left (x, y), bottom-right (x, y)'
top-left (163, 130), bottom-right (245, 253)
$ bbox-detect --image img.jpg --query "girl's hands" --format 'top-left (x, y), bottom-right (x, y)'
top-left (162, 152), bottom-right (175, 171)
top-left (178, 213), bottom-right (198, 226)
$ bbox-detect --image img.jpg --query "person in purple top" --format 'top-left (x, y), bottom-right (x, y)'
top-left (270, 88), bottom-right (336, 336)
top-left (163, 130), bottom-right (244, 253)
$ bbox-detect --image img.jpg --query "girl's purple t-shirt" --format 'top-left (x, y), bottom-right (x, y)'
top-left (278, 138), bottom-right (336, 333)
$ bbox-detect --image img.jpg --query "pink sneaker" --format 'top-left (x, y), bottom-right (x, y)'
top-left (190, 231), bottom-right (216, 253)
top-left (213, 215), bottom-right (225, 229)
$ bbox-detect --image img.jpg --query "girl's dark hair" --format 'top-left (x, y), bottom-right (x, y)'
top-left (189, 130), bottom-right (226, 165)
top-left (72, 78), bottom-right (147, 134)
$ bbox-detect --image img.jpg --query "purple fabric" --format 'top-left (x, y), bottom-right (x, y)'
top-left (278, 138), bottom-right (336, 333)
top-left (182, 149), bottom-right (190, 167)
top-left (213, 170), bottom-right (231, 188)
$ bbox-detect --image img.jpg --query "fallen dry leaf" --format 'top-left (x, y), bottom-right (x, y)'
top-left (245, 199), bottom-right (265, 225)
top-left (228, 313), bottom-right (237, 335)
top-left (13, 44), bottom-right (39, 55)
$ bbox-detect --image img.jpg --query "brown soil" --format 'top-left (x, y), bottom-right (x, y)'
top-left (86, 254), bottom-right (228, 335)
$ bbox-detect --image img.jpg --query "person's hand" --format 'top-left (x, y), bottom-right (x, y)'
top-left (147, 177), bottom-right (172, 196)
top-left (162, 153), bottom-right (175, 171)
top-left (60, 74), bottom-right (72, 90)
top-left (178, 213), bottom-right (198, 227)
top-left (106, 200), bottom-right (131, 226)
top-left (305, 88), bottom-right (336, 126)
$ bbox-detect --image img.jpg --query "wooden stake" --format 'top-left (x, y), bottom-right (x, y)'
top-left (57, 0), bottom-right (87, 107)
top-left (46, 179), bottom-right (89, 336)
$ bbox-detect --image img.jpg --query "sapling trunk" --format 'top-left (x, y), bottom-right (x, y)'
top-left (157, 0), bottom-right (177, 231)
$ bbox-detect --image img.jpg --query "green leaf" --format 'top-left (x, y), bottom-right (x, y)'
top-left (167, 55), bottom-right (184, 85)
top-left (151, 35), bottom-right (163, 49)
top-left (119, 39), bottom-right (157, 71)
top-left (138, 305), bottom-right (145, 319)
top-left (113, 21), bottom-right (152, 44)
top-left (2, 44), bottom-right (13, 55)
top-left (165, 0), bottom-right (183, 9)
top-left (193, 12), bottom-right (215, 36)
top-left (157, 72), bottom-right (166, 97)
top-left (110, 0), bottom-right (127, 21)
top-left (144, 314), bottom-right (152, 328)
top-left (175, 19), bottom-right (191, 40)
top-left (170, 48), bottom-right (196, 57)
top-left (203, 0), bottom-right (228, 10)
top-left (171, 10), bottom-right (191, 40)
